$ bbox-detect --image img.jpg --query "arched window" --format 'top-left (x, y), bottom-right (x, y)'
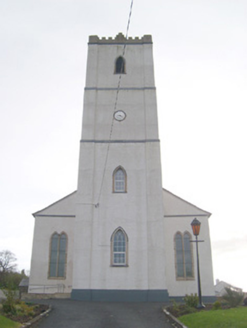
top-left (183, 232), bottom-right (193, 278)
top-left (111, 228), bottom-right (128, 266)
top-left (174, 232), bottom-right (193, 279)
top-left (113, 166), bottom-right (127, 193)
top-left (115, 56), bottom-right (125, 74)
top-left (175, 233), bottom-right (183, 278)
top-left (49, 232), bottom-right (67, 278)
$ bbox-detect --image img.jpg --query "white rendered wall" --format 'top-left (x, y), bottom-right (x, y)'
top-left (74, 142), bottom-right (166, 290)
top-left (163, 215), bottom-right (215, 297)
top-left (73, 35), bottom-right (167, 292)
top-left (29, 216), bottom-right (74, 294)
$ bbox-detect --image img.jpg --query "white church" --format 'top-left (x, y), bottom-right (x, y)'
top-left (29, 33), bottom-right (215, 302)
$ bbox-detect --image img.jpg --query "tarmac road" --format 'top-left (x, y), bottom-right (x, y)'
top-left (33, 299), bottom-right (174, 328)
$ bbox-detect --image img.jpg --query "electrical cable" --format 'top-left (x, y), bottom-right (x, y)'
top-left (96, 0), bottom-right (134, 206)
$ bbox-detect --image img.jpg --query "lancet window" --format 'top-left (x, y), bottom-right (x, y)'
top-left (174, 232), bottom-right (194, 279)
top-left (115, 56), bottom-right (125, 74)
top-left (49, 232), bottom-right (67, 278)
top-left (111, 228), bottom-right (128, 266)
top-left (113, 166), bottom-right (127, 193)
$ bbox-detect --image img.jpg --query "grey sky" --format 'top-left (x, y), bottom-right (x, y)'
top-left (1, 0), bottom-right (247, 290)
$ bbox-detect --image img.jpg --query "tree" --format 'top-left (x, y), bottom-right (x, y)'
top-left (222, 287), bottom-right (244, 307)
top-left (0, 250), bottom-right (17, 273)
top-left (0, 250), bottom-right (18, 288)
top-left (0, 250), bottom-right (28, 289)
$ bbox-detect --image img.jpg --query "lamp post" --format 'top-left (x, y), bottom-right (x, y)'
top-left (191, 218), bottom-right (205, 309)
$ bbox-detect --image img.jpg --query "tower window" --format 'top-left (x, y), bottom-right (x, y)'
top-left (49, 232), bottom-right (67, 278)
top-left (111, 228), bottom-right (128, 266)
top-left (113, 166), bottom-right (127, 193)
top-left (115, 56), bottom-right (125, 74)
top-left (174, 232), bottom-right (194, 280)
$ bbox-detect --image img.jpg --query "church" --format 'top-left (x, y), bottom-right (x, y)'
top-left (29, 33), bottom-right (215, 302)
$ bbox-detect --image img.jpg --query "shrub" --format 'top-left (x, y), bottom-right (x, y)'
top-left (171, 299), bottom-right (179, 312)
top-left (1, 287), bottom-right (16, 314)
top-left (222, 287), bottom-right (244, 308)
top-left (2, 302), bottom-right (16, 314)
top-left (212, 300), bottom-right (222, 310)
top-left (179, 304), bottom-right (197, 316)
top-left (1, 287), bottom-right (35, 317)
top-left (15, 302), bottom-right (35, 317)
top-left (184, 294), bottom-right (199, 308)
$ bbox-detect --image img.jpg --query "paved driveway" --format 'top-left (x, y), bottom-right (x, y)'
top-left (33, 299), bottom-right (174, 328)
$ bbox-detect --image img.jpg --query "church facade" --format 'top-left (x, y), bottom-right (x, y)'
top-left (29, 33), bottom-right (215, 302)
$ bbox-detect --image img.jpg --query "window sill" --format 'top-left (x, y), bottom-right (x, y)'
top-left (111, 264), bottom-right (129, 267)
top-left (176, 277), bottom-right (195, 281)
top-left (48, 277), bottom-right (66, 280)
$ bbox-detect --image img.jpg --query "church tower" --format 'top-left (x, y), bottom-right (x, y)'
top-left (71, 33), bottom-right (169, 301)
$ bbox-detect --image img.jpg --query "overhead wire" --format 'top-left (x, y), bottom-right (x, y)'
top-left (95, 0), bottom-right (134, 207)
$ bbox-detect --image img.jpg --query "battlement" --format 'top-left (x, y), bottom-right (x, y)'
top-left (88, 33), bottom-right (152, 45)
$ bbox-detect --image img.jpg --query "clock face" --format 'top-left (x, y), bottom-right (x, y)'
top-left (114, 110), bottom-right (126, 121)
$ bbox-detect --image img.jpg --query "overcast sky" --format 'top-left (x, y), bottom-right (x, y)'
top-left (1, 0), bottom-right (247, 291)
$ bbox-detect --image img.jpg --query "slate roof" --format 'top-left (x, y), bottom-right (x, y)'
top-left (33, 189), bottom-right (210, 218)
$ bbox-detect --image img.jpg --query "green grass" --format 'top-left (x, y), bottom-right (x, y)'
top-left (0, 315), bottom-right (21, 328)
top-left (179, 307), bottom-right (247, 328)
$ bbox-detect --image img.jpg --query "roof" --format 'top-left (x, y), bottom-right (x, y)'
top-left (19, 278), bottom-right (29, 287)
top-left (32, 189), bottom-right (211, 219)
top-left (163, 188), bottom-right (211, 217)
top-left (215, 280), bottom-right (242, 291)
top-left (33, 191), bottom-right (77, 217)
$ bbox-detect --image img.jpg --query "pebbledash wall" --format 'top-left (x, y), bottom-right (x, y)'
top-left (28, 34), bottom-right (215, 302)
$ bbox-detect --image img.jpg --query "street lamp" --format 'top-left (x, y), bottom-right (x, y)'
top-left (191, 218), bottom-right (205, 309)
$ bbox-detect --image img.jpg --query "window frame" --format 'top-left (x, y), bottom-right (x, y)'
top-left (114, 56), bottom-right (126, 74)
top-left (48, 232), bottom-right (68, 279)
top-left (174, 231), bottom-right (194, 280)
top-left (111, 227), bottom-right (128, 267)
top-left (112, 166), bottom-right (127, 193)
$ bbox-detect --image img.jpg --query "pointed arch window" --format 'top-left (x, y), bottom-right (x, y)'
top-left (113, 166), bottom-right (127, 193)
top-left (174, 232), bottom-right (194, 280)
top-left (111, 228), bottom-right (128, 266)
top-left (115, 56), bottom-right (125, 74)
top-left (49, 232), bottom-right (67, 278)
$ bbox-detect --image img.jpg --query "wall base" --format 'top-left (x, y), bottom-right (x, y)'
top-left (169, 295), bottom-right (216, 304)
top-left (22, 293), bottom-right (71, 300)
top-left (71, 289), bottom-right (169, 302)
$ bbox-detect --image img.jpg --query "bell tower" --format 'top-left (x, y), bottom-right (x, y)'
top-left (71, 33), bottom-right (168, 301)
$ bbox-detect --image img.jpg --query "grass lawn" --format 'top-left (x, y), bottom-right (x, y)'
top-left (179, 306), bottom-right (247, 328)
top-left (0, 315), bottom-right (21, 328)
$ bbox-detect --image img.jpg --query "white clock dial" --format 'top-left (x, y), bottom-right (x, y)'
top-left (114, 110), bottom-right (126, 121)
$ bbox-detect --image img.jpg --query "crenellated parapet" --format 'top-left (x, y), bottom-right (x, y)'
top-left (89, 33), bottom-right (152, 45)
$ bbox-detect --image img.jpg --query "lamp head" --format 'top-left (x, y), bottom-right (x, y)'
top-left (191, 218), bottom-right (201, 236)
